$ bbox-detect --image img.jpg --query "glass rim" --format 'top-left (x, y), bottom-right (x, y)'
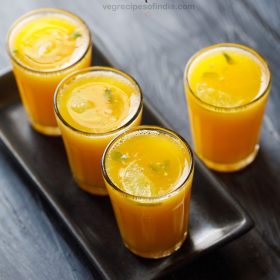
top-left (6, 8), bottom-right (92, 74)
top-left (184, 43), bottom-right (272, 112)
top-left (54, 66), bottom-right (144, 137)
top-left (101, 125), bottom-right (194, 202)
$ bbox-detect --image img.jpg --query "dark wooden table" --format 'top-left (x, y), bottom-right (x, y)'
top-left (1, 0), bottom-right (280, 279)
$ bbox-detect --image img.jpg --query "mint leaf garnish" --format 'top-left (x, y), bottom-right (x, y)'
top-left (111, 151), bottom-right (128, 162)
top-left (223, 52), bottom-right (234, 64)
top-left (104, 88), bottom-right (113, 103)
top-left (150, 160), bottom-right (170, 176)
top-left (202, 72), bottom-right (219, 79)
top-left (70, 31), bottom-right (82, 39)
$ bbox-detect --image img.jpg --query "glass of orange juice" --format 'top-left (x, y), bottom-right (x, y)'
top-left (54, 66), bottom-right (143, 195)
top-left (7, 8), bottom-right (92, 136)
top-left (102, 126), bottom-right (194, 258)
top-left (184, 43), bottom-right (271, 172)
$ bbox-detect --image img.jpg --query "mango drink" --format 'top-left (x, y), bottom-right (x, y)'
top-left (185, 43), bottom-right (271, 172)
top-left (7, 8), bottom-right (92, 135)
top-left (102, 126), bottom-right (194, 258)
top-left (55, 67), bottom-right (143, 195)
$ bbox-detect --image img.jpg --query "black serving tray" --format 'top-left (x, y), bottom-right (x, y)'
top-left (0, 45), bottom-right (253, 280)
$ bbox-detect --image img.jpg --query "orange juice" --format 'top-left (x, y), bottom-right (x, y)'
top-left (7, 8), bottom-right (92, 135)
top-left (102, 126), bottom-right (194, 258)
top-left (185, 43), bottom-right (271, 171)
top-left (55, 67), bottom-right (143, 195)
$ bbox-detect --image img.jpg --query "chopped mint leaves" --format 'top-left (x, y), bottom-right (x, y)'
top-left (150, 160), bottom-right (170, 176)
top-left (223, 52), bottom-right (234, 64)
top-left (70, 31), bottom-right (82, 40)
top-left (104, 88), bottom-right (114, 103)
top-left (111, 151), bottom-right (128, 162)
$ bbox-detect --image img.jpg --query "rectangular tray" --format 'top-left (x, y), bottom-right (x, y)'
top-left (0, 45), bottom-right (253, 280)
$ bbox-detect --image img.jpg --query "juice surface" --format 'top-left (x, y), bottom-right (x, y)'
top-left (10, 13), bottom-right (89, 71)
top-left (188, 47), bottom-right (267, 107)
top-left (106, 130), bottom-right (190, 197)
top-left (57, 71), bottom-right (141, 133)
